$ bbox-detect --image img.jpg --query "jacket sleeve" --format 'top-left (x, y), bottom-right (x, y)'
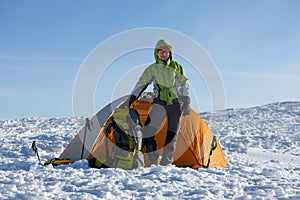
top-left (131, 65), bottom-right (153, 98)
top-left (175, 63), bottom-right (190, 115)
top-left (173, 62), bottom-right (190, 98)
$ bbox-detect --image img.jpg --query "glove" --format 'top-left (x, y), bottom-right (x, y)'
top-left (182, 102), bottom-right (190, 116)
top-left (119, 95), bottom-right (137, 108)
top-left (180, 96), bottom-right (190, 116)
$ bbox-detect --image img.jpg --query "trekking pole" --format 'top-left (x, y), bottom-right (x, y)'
top-left (80, 118), bottom-right (93, 159)
top-left (31, 141), bottom-right (41, 165)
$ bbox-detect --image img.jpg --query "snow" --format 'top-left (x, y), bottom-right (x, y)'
top-left (0, 101), bottom-right (299, 199)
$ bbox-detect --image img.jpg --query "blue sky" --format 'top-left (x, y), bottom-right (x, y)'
top-left (1, 0), bottom-right (299, 119)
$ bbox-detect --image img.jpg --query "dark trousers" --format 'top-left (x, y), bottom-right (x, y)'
top-left (143, 99), bottom-right (181, 165)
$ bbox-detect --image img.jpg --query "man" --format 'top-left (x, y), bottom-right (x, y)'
top-left (123, 39), bottom-right (190, 166)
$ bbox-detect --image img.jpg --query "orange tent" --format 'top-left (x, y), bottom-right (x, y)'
top-left (87, 100), bottom-right (227, 168)
top-left (56, 96), bottom-right (226, 169)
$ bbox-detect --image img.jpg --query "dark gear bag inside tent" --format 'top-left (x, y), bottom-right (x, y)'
top-left (89, 107), bottom-right (144, 170)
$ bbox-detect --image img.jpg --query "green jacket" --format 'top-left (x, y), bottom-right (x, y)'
top-left (132, 39), bottom-right (189, 105)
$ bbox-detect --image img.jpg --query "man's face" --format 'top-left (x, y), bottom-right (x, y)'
top-left (157, 49), bottom-right (170, 61)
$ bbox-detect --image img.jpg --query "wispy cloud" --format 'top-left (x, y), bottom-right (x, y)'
top-left (223, 70), bottom-right (300, 81)
top-left (0, 54), bottom-right (81, 62)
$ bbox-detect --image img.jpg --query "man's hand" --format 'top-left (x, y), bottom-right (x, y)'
top-left (119, 95), bottom-right (137, 108)
top-left (180, 96), bottom-right (190, 116)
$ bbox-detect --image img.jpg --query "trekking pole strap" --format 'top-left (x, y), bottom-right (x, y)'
top-left (205, 136), bottom-right (217, 168)
top-left (31, 141), bottom-right (41, 164)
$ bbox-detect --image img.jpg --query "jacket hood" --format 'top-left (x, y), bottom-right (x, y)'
top-left (154, 39), bottom-right (172, 64)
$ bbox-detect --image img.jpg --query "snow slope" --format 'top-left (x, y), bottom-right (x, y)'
top-left (0, 102), bottom-right (299, 199)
